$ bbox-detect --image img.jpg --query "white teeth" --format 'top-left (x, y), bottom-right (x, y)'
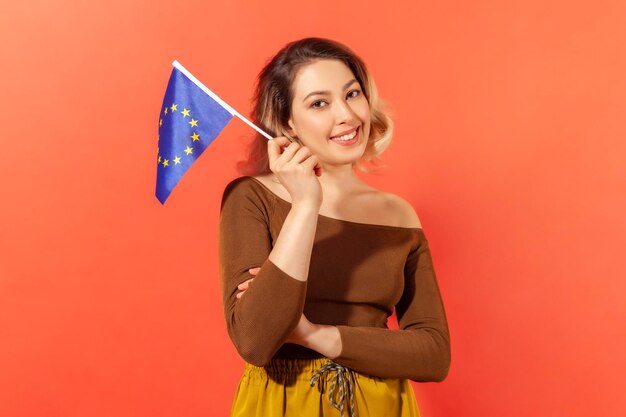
top-left (331, 129), bottom-right (357, 141)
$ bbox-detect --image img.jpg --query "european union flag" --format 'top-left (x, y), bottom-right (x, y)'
top-left (155, 61), bottom-right (234, 204)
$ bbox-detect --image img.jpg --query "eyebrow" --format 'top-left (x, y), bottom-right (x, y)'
top-left (302, 79), bottom-right (359, 102)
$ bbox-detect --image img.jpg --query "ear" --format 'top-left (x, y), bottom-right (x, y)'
top-left (286, 118), bottom-right (297, 137)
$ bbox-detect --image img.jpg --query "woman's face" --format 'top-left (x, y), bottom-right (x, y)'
top-left (286, 59), bottom-right (371, 168)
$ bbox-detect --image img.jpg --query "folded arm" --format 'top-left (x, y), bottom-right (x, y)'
top-left (331, 232), bottom-right (451, 382)
top-left (218, 178), bottom-right (319, 366)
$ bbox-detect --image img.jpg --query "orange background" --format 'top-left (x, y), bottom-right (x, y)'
top-left (1, 0), bottom-right (625, 416)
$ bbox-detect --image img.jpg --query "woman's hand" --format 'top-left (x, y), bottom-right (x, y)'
top-left (287, 314), bottom-right (342, 359)
top-left (268, 136), bottom-right (323, 209)
top-left (285, 313), bottom-right (317, 345)
top-left (235, 267), bottom-right (259, 300)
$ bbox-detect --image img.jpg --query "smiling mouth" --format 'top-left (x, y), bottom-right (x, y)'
top-left (329, 126), bottom-right (359, 142)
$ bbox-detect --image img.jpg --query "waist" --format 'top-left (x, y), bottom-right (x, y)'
top-left (243, 356), bottom-right (360, 417)
top-left (244, 357), bottom-right (331, 380)
top-left (272, 343), bottom-right (325, 360)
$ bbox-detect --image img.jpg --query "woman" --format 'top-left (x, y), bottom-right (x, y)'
top-left (218, 37), bottom-right (451, 417)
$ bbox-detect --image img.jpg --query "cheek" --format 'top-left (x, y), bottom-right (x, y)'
top-left (357, 107), bottom-right (372, 134)
top-left (360, 112), bottom-right (372, 142)
top-left (354, 100), bottom-right (371, 122)
top-left (300, 116), bottom-right (331, 140)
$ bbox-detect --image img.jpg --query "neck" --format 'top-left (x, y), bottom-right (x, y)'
top-left (317, 162), bottom-right (362, 195)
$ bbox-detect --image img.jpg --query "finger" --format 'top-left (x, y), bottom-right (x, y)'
top-left (301, 154), bottom-right (320, 172)
top-left (307, 156), bottom-right (323, 176)
top-left (269, 139), bottom-right (300, 172)
top-left (267, 136), bottom-right (292, 162)
top-left (237, 278), bottom-right (254, 289)
top-left (276, 142), bottom-right (302, 163)
top-left (290, 146), bottom-right (313, 164)
top-left (272, 136), bottom-right (292, 146)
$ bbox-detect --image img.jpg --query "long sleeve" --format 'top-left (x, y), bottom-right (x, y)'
top-left (218, 178), bottom-right (308, 366)
top-left (332, 230), bottom-right (451, 382)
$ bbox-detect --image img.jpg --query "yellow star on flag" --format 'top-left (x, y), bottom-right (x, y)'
top-left (170, 104), bottom-right (178, 112)
top-left (189, 118), bottom-right (198, 127)
top-left (159, 119), bottom-right (163, 126)
top-left (181, 108), bottom-right (190, 117)
top-left (191, 132), bottom-right (200, 141)
top-left (173, 156), bottom-right (181, 165)
top-left (184, 146), bottom-right (193, 155)
top-left (162, 159), bottom-right (169, 167)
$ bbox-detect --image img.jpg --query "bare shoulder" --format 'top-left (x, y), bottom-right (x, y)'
top-left (352, 182), bottom-right (423, 228)
top-left (382, 192), bottom-right (423, 229)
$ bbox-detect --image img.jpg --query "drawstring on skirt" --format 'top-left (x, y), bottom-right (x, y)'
top-left (310, 360), bottom-right (356, 417)
top-left (234, 356), bottom-right (421, 416)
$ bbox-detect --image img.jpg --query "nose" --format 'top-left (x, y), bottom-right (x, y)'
top-left (333, 98), bottom-right (357, 124)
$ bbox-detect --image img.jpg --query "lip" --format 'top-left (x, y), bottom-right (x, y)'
top-left (330, 126), bottom-right (359, 139)
top-left (329, 126), bottom-right (359, 146)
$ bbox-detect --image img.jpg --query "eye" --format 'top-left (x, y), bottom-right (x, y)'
top-left (347, 89), bottom-right (361, 99)
top-left (311, 100), bottom-right (327, 109)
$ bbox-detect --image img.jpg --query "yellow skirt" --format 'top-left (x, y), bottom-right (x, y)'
top-left (230, 357), bottom-right (421, 417)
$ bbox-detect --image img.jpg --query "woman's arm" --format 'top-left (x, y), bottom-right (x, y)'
top-left (220, 138), bottom-right (323, 367)
top-left (330, 230), bottom-right (451, 382)
top-left (238, 230), bottom-right (450, 381)
top-left (285, 314), bottom-right (343, 359)
top-left (268, 201), bottom-right (319, 281)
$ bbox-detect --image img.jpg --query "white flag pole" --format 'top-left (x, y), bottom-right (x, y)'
top-left (172, 60), bottom-right (274, 141)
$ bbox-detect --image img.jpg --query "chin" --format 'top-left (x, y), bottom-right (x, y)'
top-left (327, 152), bottom-right (367, 167)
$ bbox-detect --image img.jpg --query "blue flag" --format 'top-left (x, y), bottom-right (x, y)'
top-left (155, 62), bottom-right (234, 204)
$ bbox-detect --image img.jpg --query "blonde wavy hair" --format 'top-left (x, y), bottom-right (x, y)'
top-left (236, 37), bottom-right (394, 176)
